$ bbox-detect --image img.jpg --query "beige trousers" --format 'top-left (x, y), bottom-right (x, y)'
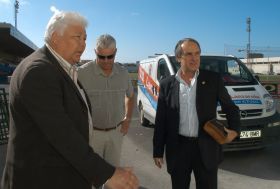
top-left (90, 127), bottom-right (124, 167)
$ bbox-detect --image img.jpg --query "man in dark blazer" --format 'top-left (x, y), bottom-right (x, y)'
top-left (1, 11), bottom-right (138, 189)
top-left (153, 38), bottom-right (240, 189)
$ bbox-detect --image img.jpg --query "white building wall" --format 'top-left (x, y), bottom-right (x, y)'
top-left (241, 57), bottom-right (280, 74)
top-left (273, 64), bottom-right (280, 74)
top-left (251, 64), bottom-right (270, 74)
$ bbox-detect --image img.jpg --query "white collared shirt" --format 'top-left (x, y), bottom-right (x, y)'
top-left (46, 43), bottom-right (78, 84)
top-left (46, 43), bottom-right (93, 142)
top-left (175, 69), bottom-right (199, 137)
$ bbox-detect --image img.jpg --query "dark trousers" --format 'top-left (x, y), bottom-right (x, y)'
top-left (170, 135), bottom-right (218, 189)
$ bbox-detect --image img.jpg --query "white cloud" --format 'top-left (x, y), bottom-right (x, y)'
top-left (20, 1), bottom-right (30, 6)
top-left (0, 0), bottom-right (11, 5)
top-left (131, 12), bottom-right (140, 16)
top-left (50, 6), bottom-right (61, 15)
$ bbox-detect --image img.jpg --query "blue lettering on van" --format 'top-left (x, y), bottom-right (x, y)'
top-left (217, 99), bottom-right (262, 106)
top-left (233, 99), bottom-right (262, 105)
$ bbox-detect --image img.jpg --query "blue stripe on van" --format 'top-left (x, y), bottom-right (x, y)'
top-left (138, 80), bottom-right (157, 110)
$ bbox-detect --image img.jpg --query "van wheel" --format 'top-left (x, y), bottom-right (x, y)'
top-left (140, 104), bottom-right (149, 126)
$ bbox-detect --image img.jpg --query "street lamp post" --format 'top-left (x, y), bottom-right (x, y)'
top-left (246, 17), bottom-right (251, 66)
top-left (14, 0), bottom-right (19, 29)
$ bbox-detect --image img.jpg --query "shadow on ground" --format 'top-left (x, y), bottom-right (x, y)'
top-left (220, 141), bottom-right (280, 180)
top-left (128, 122), bottom-right (280, 181)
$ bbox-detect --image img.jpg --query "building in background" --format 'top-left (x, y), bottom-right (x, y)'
top-left (241, 57), bottom-right (280, 75)
top-left (0, 22), bottom-right (37, 86)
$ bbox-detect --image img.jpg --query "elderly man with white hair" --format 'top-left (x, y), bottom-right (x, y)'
top-left (1, 11), bottom-right (138, 189)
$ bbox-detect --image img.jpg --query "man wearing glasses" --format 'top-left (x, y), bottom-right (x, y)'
top-left (78, 34), bottom-right (134, 168)
top-left (1, 12), bottom-right (138, 189)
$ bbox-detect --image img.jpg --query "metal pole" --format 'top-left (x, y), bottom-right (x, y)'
top-left (246, 17), bottom-right (251, 66)
top-left (14, 0), bottom-right (19, 29)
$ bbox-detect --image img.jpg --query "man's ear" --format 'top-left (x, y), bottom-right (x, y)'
top-left (51, 32), bottom-right (59, 45)
top-left (176, 57), bottom-right (181, 64)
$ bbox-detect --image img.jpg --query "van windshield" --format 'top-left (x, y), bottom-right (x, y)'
top-left (169, 56), bottom-right (180, 73)
top-left (169, 55), bottom-right (258, 86)
top-left (200, 56), bottom-right (258, 86)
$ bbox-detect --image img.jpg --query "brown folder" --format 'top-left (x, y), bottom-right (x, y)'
top-left (203, 119), bottom-right (228, 144)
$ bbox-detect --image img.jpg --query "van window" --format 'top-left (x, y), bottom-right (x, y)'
top-left (169, 56), bottom-right (180, 73)
top-left (157, 58), bottom-right (170, 81)
top-left (200, 56), bottom-right (258, 86)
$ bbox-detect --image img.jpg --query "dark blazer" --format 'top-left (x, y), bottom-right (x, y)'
top-left (1, 46), bottom-right (115, 189)
top-left (153, 69), bottom-right (240, 173)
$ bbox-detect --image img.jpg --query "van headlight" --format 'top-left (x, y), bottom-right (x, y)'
top-left (263, 94), bottom-right (275, 112)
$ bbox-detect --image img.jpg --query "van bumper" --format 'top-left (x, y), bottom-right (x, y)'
top-left (223, 111), bottom-right (280, 151)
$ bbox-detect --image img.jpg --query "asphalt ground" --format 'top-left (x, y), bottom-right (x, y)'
top-left (0, 98), bottom-right (279, 188)
top-left (120, 118), bottom-right (280, 189)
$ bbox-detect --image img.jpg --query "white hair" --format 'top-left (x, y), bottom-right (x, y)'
top-left (44, 11), bottom-right (88, 43)
top-left (96, 34), bottom-right (116, 50)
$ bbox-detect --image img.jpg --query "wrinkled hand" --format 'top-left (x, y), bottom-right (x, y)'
top-left (105, 167), bottom-right (139, 189)
top-left (120, 118), bottom-right (130, 135)
top-left (224, 128), bottom-right (238, 143)
top-left (154, 158), bottom-right (164, 169)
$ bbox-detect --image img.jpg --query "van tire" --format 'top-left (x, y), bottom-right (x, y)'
top-left (140, 104), bottom-right (149, 126)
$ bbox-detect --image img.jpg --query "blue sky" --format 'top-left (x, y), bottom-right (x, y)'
top-left (1, 0), bottom-right (280, 63)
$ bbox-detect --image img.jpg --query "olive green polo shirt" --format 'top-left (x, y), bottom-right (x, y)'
top-left (78, 61), bottom-right (133, 129)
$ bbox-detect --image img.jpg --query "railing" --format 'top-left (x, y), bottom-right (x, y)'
top-left (258, 75), bottom-right (280, 98)
top-left (0, 88), bottom-right (9, 145)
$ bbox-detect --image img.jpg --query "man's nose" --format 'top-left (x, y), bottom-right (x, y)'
top-left (80, 40), bottom-right (86, 49)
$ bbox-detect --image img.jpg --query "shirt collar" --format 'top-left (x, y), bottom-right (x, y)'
top-left (175, 69), bottom-right (199, 86)
top-left (46, 43), bottom-right (77, 80)
top-left (94, 60), bottom-right (119, 77)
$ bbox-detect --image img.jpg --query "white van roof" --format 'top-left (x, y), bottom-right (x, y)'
top-left (142, 53), bottom-right (236, 60)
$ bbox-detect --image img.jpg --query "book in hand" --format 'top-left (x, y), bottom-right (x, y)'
top-left (203, 119), bottom-right (228, 144)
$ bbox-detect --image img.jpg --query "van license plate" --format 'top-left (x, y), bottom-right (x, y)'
top-left (240, 130), bottom-right (261, 139)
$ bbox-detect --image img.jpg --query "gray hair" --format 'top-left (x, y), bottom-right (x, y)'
top-left (96, 34), bottom-right (116, 50)
top-left (44, 11), bottom-right (88, 43)
top-left (175, 38), bottom-right (201, 58)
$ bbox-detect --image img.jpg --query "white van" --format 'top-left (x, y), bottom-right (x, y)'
top-left (137, 54), bottom-right (280, 151)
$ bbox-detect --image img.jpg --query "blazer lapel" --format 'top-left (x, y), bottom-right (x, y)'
top-left (78, 80), bottom-right (92, 114)
top-left (170, 77), bottom-right (180, 113)
top-left (43, 46), bottom-right (88, 109)
top-left (196, 71), bottom-right (207, 123)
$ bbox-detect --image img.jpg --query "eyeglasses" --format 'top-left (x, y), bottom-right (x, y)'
top-left (96, 54), bottom-right (115, 60)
